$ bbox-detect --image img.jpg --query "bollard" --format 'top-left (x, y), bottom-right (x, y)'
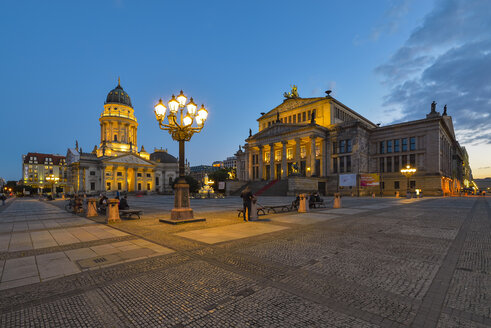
top-left (333, 193), bottom-right (342, 208)
top-left (395, 191), bottom-right (400, 198)
top-left (86, 198), bottom-right (98, 217)
top-left (106, 199), bottom-right (121, 224)
top-left (298, 193), bottom-right (309, 213)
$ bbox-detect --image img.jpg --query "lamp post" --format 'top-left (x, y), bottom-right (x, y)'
top-left (154, 90), bottom-right (208, 221)
top-left (45, 174), bottom-right (60, 199)
top-left (400, 165), bottom-right (416, 198)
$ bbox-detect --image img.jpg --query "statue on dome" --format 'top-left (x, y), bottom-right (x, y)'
top-left (283, 85), bottom-right (299, 99)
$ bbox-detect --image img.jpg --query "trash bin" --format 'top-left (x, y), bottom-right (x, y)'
top-left (333, 193), bottom-right (342, 208)
top-left (298, 193), bottom-right (309, 213)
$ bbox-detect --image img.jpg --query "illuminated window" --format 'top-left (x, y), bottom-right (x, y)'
top-left (107, 182), bottom-right (111, 190)
top-left (147, 183), bottom-right (151, 190)
top-left (275, 150), bottom-right (281, 161)
top-left (265, 152), bottom-right (270, 163)
top-left (287, 148), bottom-right (293, 160)
top-left (315, 143), bottom-right (321, 157)
top-left (300, 146), bottom-right (306, 159)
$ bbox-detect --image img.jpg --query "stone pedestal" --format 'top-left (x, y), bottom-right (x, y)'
top-left (298, 193), bottom-right (309, 213)
top-left (333, 193), bottom-right (342, 208)
top-left (171, 180), bottom-right (194, 220)
top-left (106, 199), bottom-right (121, 224)
top-left (86, 198), bottom-right (98, 217)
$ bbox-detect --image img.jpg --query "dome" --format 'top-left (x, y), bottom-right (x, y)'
top-left (150, 151), bottom-right (178, 163)
top-left (105, 78), bottom-right (133, 108)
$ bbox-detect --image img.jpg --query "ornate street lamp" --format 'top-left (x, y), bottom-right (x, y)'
top-left (154, 90), bottom-right (208, 221)
top-left (400, 165), bottom-right (416, 198)
top-left (45, 174), bottom-right (60, 199)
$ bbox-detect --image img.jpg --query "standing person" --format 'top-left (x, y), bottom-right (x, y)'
top-left (1, 194), bottom-right (5, 206)
top-left (240, 186), bottom-right (253, 222)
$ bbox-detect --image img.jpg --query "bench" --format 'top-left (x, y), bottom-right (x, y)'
top-left (119, 209), bottom-right (143, 219)
top-left (263, 205), bottom-right (292, 214)
top-left (310, 201), bottom-right (326, 208)
top-left (237, 207), bottom-right (266, 218)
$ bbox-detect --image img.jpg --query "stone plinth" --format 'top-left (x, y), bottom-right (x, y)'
top-left (298, 193), bottom-right (309, 213)
top-left (106, 199), bottom-right (121, 224)
top-left (86, 198), bottom-right (98, 218)
top-left (333, 193), bottom-right (342, 208)
top-left (159, 179), bottom-right (206, 224)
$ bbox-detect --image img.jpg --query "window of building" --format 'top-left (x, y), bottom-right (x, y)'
top-left (275, 150), bottom-right (281, 161)
top-left (315, 143), bottom-right (321, 157)
top-left (380, 141), bottom-right (385, 154)
top-left (380, 157), bottom-right (385, 173)
top-left (265, 152), bottom-right (270, 163)
top-left (347, 140), bottom-right (352, 153)
top-left (340, 140), bottom-right (345, 153)
top-left (293, 115), bottom-right (296, 123)
top-left (387, 140), bottom-right (392, 153)
top-left (307, 110), bottom-right (311, 120)
top-left (387, 157), bottom-right (392, 172)
top-left (394, 181), bottom-right (400, 189)
top-left (287, 148), bottom-right (293, 160)
top-left (300, 112), bottom-right (305, 121)
top-left (394, 139), bottom-right (400, 152)
top-left (114, 135), bottom-right (118, 141)
top-left (146, 173), bottom-right (151, 178)
top-left (297, 113), bottom-right (301, 122)
top-left (156, 177), bottom-right (159, 186)
top-left (410, 137), bottom-right (416, 151)
top-left (169, 177), bottom-right (173, 185)
top-left (117, 172), bottom-right (122, 176)
top-left (333, 142), bottom-right (337, 154)
top-left (410, 154), bottom-right (416, 167)
top-left (402, 138), bottom-right (408, 151)
top-left (138, 183), bottom-right (141, 191)
top-left (90, 171), bottom-right (95, 176)
top-left (402, 155), bottom-right (407, 167)
top-left (333, 158), bottom-right (338, 173)
top-left (147, 183), bottom-right (151, 190)
top-left (346, 156), bottom-right (351, 172)
top-left (340, 157), bottom-right (345, 173)
top-left (410, 180), bottom-right (416, 189)
top-left (300, 146), bottom-right (306, 159)
top-left (107, 182), bottom-right (111, 190)
top-left (381, 181), bottom-right (385, 189)
top-left (118, 182), bottom-right (122, 190)
top-left (137, 173), bottom-right (142, 177)
top-left (394, 156), bottom-right (400, 172)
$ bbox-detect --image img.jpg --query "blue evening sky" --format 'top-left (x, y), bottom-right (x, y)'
top-left (1, 0), bottom-right (490, 180)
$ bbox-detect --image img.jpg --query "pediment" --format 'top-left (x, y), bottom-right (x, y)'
top-left (248, 123), bottom-right (327, 142)
top-left (262, 98), bottom-right (325, 119)
top-left (103, 154), bottom-right (154, 166)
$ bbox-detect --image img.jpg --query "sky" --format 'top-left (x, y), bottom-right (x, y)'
top-left (0, 0), bottom-right (490, 180)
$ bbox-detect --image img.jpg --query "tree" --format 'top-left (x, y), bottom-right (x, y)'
top-left (172, 176), bottom-right (200, 193)
top-left (208, 168), bottom-right (232, 191)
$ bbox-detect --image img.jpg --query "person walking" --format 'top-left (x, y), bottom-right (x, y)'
top-left (240, 186), bottom-right (253, 222)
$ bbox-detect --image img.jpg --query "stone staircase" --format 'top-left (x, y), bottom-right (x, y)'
top-left (231, 179), bottom-right (289, 196)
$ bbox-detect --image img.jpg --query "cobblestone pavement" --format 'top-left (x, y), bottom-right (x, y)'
top-left (0, 196), bottom-right (489, 327)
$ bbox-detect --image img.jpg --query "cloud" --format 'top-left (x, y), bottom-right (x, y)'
top-left (377, 0), bottom-right (491, 146)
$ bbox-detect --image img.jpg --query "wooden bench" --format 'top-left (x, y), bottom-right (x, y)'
top-left (119, 209), bottom-right (143, 219)
top-left (237, 207), bottom-right (266, 218)
top-left (310, 201), bottom-right (326, 208)
top-left (264, 205), bottom-right (292, 214)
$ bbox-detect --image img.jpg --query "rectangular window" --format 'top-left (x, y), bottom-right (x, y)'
top-left (387, 140), bottom-right (392, 153)
top-left (118, 182), bottom-right (122, 190)
top-left (340, 140), bottom-right (345, 153)
top-left (138, 183), bottom-right (141, 191)
top-left (333, 158), bottom-right (338, 173)
top-left (302, 112), bottom-right (306, 121)
top-left (137, 173), bottom-right (142, 177)
top-left (307, 110), bottom-right (311, 120)
top-left (402, 155), bottom-right (407, 167)
top-left (347, 140), bottom-right (352, 153)
top-left (394, 139), bottom-right (400, 152)
top-left (117, 172), bottom-right (122, 176)
top-left (146, 173), bottom-right (151, 178)
top-left (293, 115), bottom-right (296, 123)
top-left (297, 113), bottom-right (301, 122)
top-left (340, 157), bottom-right (345, 173)
top-left (265, 152), bottom-right (270, 163)
top-left (288, 116), bottom-right (292, 123)
top-left (300, 146), bottom-right (306, 159)
top-left (107, 182), bottom-right (111, 190)
top-left (275, 150), bottom-right (281, 161)
top-left (90, 171), bottom-right (96, 176)
top-left (387, 157), bottom-right (392, 172)
top-left (346, 156), bottom-right (351, 172)
top-left (380, 141), bottom-right (385, 154)
top-left (410, 154), bottom-right (416, 167)
top-left (156, 177), bottom-right (159, 186)
top-left (287, 148), bottom-right (293, 160)
top-left (90, 182), bottom-right (95, 190)
top-left (410, 137), bottom-right (416, 151)
top-left (394, 156), bottom-right (400, 172)
top-left (402, 138), bottom-right (408, 151)
top-left (147, 183), bottom-right (151, 190)
top-left (394, 181), bottom-right (400, 189)
top-left (381, 181), bottom-right (385, 189)
top-left (380, 157), bottom-right (385, 173)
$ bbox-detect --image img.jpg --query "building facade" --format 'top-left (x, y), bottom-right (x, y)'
top-left (66, 80), bottom-right (179, 195)
top-left (22, 153), bottom-right (68, 193)
top-left (236, 91), bottom-right (469, 196)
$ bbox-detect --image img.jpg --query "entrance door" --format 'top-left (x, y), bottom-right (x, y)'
top-left (276, 164), bottom-right (281, 180)
top-left (265, 165), bottom-right (270, 180)
top-left (300, 161), bottom-right (306, 176)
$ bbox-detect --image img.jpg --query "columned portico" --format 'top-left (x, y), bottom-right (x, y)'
top-left (310, 136), bottom-right (316, 177)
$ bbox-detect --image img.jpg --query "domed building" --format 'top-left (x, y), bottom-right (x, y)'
top-left (66, 79), bottom-right (179, 194)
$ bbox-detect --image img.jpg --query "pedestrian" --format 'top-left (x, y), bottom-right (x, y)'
top-left (240, 186), bottom-right (253, 222)
top-left (1, 194), bottom-right (5, 206)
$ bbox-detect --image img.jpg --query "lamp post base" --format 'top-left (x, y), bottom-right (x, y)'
top-left (161, 178), bottom-right (206, 224)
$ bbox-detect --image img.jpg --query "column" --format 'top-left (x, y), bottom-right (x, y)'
top-left (100, 124), bottom-right (103, 143)
top-left (310, 136), bottom-right (316, 177)
top-left (134, 168), bottom-right (138, 191)
top-left (124, 167), bottom-right (129, 191)
top-left (246, 146), bottom-right (252, 181)
top-left (294, 138), bottom-right (301, 173)
top-left (269, 143), bottom-right (275, 180)
top-left (321, 138), bottom-right (327, 177)
top-left (258, 145), bottom-right (264, 181)
top-left (281, 141), bottom-right (287, 178)
top-left (112, 166), bottom-right (117, 191)
top-left (101, 166), bottom-right (105, 192)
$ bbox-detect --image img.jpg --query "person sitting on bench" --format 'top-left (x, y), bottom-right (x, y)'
top-left (119, 196), bottom-right (129, 210)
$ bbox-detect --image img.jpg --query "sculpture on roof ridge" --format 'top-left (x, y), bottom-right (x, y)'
top-left (283, 85), bottom-right (299, 99)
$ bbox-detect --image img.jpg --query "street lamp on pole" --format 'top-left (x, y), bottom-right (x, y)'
top-left (45, 174), bottom-right (59, 200)
top-left (400, 165), bottom-right (416, 198)
top-left (154, 90), bottom-right (208, 221)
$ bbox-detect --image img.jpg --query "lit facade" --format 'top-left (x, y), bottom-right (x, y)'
top-left (66, 79), bottom-right (178, 195)
top-left (22, 153), bottom-right (67, 193)
top-left (236, 90), bottom-right (469, 196)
